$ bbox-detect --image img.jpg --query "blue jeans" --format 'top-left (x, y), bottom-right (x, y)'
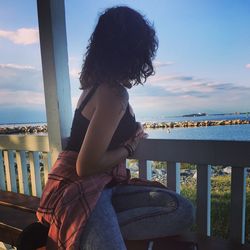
top-left (80, 185), bottom-right (194, 250)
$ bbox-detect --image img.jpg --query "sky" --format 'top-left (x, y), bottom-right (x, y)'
top-left (0, 0), bottom-right (249, 124)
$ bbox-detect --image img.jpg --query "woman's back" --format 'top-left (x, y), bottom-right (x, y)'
top-left (66, 84), bottom-right (137, 152)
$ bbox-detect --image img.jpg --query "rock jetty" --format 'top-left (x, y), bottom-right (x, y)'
top-left (0, 119), bottom-right (249, 135)
top-left (0, 125), bottom-right (47, 135)
top-left (142, 119), bottom-right (250, 129)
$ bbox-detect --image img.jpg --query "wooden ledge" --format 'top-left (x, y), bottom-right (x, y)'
top-left (0, 190), bottom-right (39, 213)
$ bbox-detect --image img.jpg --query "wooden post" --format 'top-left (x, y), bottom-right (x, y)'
top-left (196, 164), bottom-right (211, 237)
top-left (138, 159), bottom-right (152, 180)
top-left (230, 167), bottom-right (246, 244)
top-left (0, 150), bottom-right (6, 191)
top-left (37, 0), bottom-right (72, 164)
top-left (3, 151), bottom-right (17, 192)
top-left (167, 162), bottom-right (180, 193)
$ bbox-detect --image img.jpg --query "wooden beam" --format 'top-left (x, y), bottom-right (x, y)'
top-left (134, 139), bottom-right (250, 167)
top-left (16, 151), bottom-right (27, 195)
top-left (138, 159), bottom-right (152, 180)
top-left (0, 135), bottom-right (49, 152)
top-left (196, 164), bottom-right (211, 237)
top-left (3, 151), bottom-right (17, 192)
top-left (0, 190), bottom-right (39, 213)
top-left (0, 150), bottom-right (6, 191)
top-left (37, 0), bottom-right (72, 164)
top-left (167, 162), bottom-right (180, 193)
top-left (230, 167), bottom-right (247, 244)
top-left (29, 152), bottom-right (42, 197)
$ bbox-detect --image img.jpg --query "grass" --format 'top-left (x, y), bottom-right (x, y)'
top-left (181, 175), bottom-right (250, 243)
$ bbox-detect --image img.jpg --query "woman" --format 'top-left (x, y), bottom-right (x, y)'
top-left (37, 6), bottom-right (194, 250)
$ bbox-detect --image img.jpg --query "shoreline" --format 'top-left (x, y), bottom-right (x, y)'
top-left (0, 125), bottom-right (47, 135)
top-left (143, 119), bottom-right (250, 129)
top-left (0, 119), bottom-right (250, 135)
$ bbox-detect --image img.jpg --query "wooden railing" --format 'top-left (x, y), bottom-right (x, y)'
top-left (132, 139), bottom-right (250, 245)
top-left (0, 135), bottom-right (249, 246)
top-left (0, 135), bottom-right (50, 197)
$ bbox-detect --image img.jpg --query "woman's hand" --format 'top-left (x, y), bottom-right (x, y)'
top-left (135, 122), bottom-right (148, 138)
top-left (124, 122), bottom-right (148, 153)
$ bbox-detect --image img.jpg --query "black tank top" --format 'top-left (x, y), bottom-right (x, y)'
top-left (66, 85), bottom-right (137, 152)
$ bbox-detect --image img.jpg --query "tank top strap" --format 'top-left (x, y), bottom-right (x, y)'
top-left (78, 85), bottom-right (99, 112)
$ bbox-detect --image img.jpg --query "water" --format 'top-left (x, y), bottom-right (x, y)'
top-left (142, 113), bottom-right (250, 141)
top-left (0, 122), bottom-right (46, 128)
top-left (145, 124), bottom-right (250, 141)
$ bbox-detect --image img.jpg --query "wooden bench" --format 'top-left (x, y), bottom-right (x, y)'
top-left (1, 190), bottom-right (250, 250)
top-left (0, 190), bottom-right (39, 246)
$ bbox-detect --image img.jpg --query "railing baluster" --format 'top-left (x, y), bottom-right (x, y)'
top-left (29, 152), bottom-right (36, 196)
top-left (0, 150), bottom-right (6, 190)
top-left (138, 159), bottom-right (152, 180)
top-left (42, 152), bottom-right (49, 185)
top-left (138, 159), bottom-right (146, 179)
top-left (147, 161), bottom-right (152, 180)
top-left (167, 162), bottom-right (180, 193)
top-left (3, 150), bottom-right (11, 191)
top-left (125, 159), bottom-right (129, 168)
top-left (196, 164), bottom-right (211, 237)
top-left (29, 152), bottom-right (42, 197)
top-left (3, 150), bottom-right (17, 192)
top-left (230, 166), bottom-right (247, 244)
top-left (47, 152), bottom-right (52, 171)
top-left (21, 151), bottom-right (30, 195)
top-left (16, 151), bottom-right (29, 195)
top-left (16, 151), bottom-right (24, 194)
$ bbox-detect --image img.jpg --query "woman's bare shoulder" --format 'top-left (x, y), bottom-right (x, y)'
top-left (96, 84), bottom-right (129, 110)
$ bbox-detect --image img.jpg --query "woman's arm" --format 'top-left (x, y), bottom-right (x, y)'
top-left (76, 85), bottom-right (138, 177)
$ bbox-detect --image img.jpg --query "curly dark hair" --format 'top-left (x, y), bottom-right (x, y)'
top-left (79, 6), bottom-right (158, 89)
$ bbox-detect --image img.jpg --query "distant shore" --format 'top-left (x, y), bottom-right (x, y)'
top-left (0, 119), bottom-right (250, 135)
top-left (0, 125), bottom-right (47, 135)
top-left (143, 119), bottom-right (250, 129)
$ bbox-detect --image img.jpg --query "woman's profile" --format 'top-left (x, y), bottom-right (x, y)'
top-left (36, 6), bottom-right (195, 249)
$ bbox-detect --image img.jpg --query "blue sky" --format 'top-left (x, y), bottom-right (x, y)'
top-left (0, 0), bottom-right (249, 124)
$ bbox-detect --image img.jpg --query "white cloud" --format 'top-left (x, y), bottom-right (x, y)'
top-left (0, 63), bottom-right (35, 70)
top-left (148, 75), bottom-right (173, 83)
top-left (245, 64), bottom-right (250, 69)
top-left (0, 90), bottom-right (45, 106)
top-left (0, 63), bottom-right (43, 91)
top-left (130, 86), bottom-right (250, 118)
top-left (0, 28), bottom-right (39, 45)
top-left (69, 56), bottom-right (81, 64)
top-left (146, 73), bottom-right (250, 98)
top-left (153, 60), bottom-right (175, 68)
top-left (71, 96), bottom-right (79, 110)
top-left (148, 74), bottom-right (193, 84)
top-left (129, 71), bottom-right (250, 117)
top-left (70, 68), bottom-right (80, 79)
